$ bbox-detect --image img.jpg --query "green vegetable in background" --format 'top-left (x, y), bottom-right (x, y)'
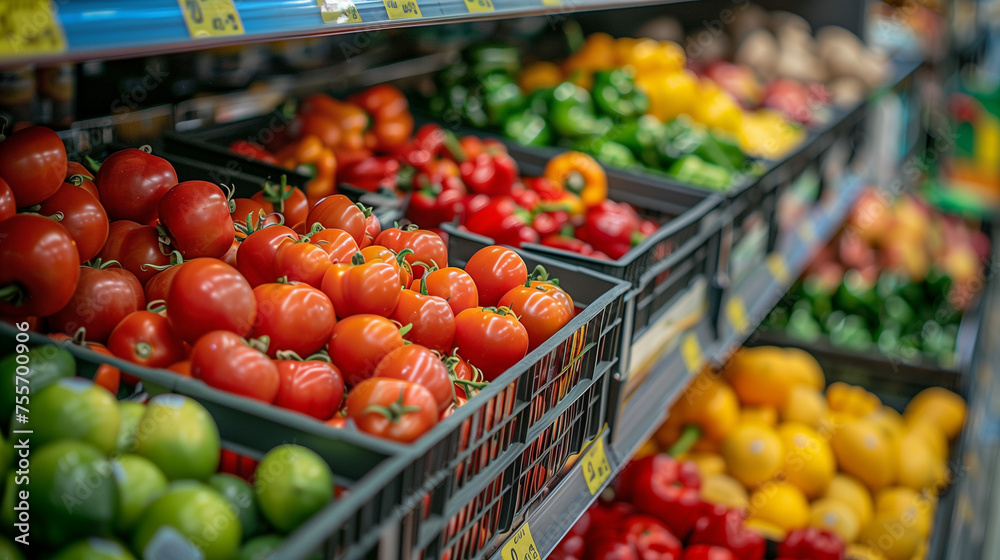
top-left (503, 108), bottom-right (552, 146)
top-left (481, 72), bottom-right (524, 126)
top-left (570, 136), bottom-right (637, 168)
top-left (549, 82), bottom-right (612, 139)
top-left (608, 115), bottom-right (666, 168)
top-left (666, 155), bottom-right (731, 190)
top-left (592, 69), bottom-right (648, 120)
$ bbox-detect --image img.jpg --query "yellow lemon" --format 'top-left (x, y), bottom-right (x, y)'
top-left (744, 517), bottom-right (787, 541)
top-left (906, 420), bottom-right (949, 462)
top-left (781, 386), bottom-right (828, 429)
top-left (827, 382), bottom-right (881, 417)
top-left (831, 419), bottom-right (897, 493)
top-left (687, 452), bottom-right (727, 477)
top-left (722, 347), bottom-right (797, 408)
top-left (875, 487), bottom-right (933, 536)
top-left (904, 387), bottom-right (967, 441)
top-left (748, 481), bottom-right (810, 532)
top-left (742, 406), bottom-right (778, 427)
top-left (810, 498), bottom-right (861, 542)
top-left (846, 543), bottom-right (890, 560)
top-left (857, 512), bottom-right (922, 560)
top-left (910, 539), bottom-right (927, 560)
top-left (777, 422), bottom-right (836, 499)
top-left (701, 473), bottom-right (749, 510)
top-left (895, 431), bottom-right (942, 492)
top-left (869, 406), bottom-right (906, 441)
top-left (825, 474), bottom-right (874, 528)
top-left (722, 423), bottom-right (785, 489)
top-left (782, 347), bottom-right (826, 390)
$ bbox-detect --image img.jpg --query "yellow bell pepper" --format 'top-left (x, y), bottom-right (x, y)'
top-left (276, 135), bottom-right (337, 207)
top-left (691, 81), bottom-right (743, 134)
top-left (518, 61), bottom-right (563, 94)
top-left (543, 151), bottom-right (607, 209)
top-left (562, 32), bottom-right (616, 76)
top-left (655, 373), bottom-right (740, 454)
top-left (635, 69), bottom-right (699, 123)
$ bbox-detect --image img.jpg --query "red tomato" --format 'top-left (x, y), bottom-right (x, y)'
top-left (310, 228), bottom-right (360, 263)
top-left (166, 258), bottom-right (257, 344)
top-left (375, 226), bottom-right (448, 279)
top-left (345, 378), bottom-right (438, 442)
top-left (143, 261), bottom-right (184, 304)
top-left (221, 237), bottom-right (240, 267)
top-left (248, 283), bottom-right (336, 358)
top-left (362, 212), bottom-right (381, 248)
top-left (95, 148), bottom-right (178, 224)
top-left (37, 182), bottom-right (109, 262)
top-left (328, 314), bottom-right (405, 386)
top-left (390, 288), bottom-right (455, 353)
top-left (158, 181), bottom-right (235, 259)
top-left (497, 281), bottom-right (575, 351)
top-left (65, 162), bottom-right (100, 201)
top-left (463, 246), bottom-right (528, 307)
top-left (237, 225), bottom-right (298, 287)
top-left (453, 307), bottom-right (528, 381)
top-left (167, 360), bottom-right (192, 376)
top-left (191, 330), bottom-right (279, 402)
top-left (0, 214), bottom-right (80, 317)
top-left (107, 310), bottom-right (186, 368)
top-left (231, 198), bottom-right (276, 233)
top-left (321, 254), bottom-right (401, 318)
top-left (252, 181), bottom-right (308, 229)
top-left (274, 240), bottom-right (332, 288)
top-left (306, 195), bottom-right (366, 246)
top-left (0, 177), bottom-right (16, 223)
top-left (443, 351), bottom-right (486, 400)
top-left (372, 344), bottom-right (453, 413)
top-left (46, 266), bottom-right (145, 344)
top-left (416, 267), bottom-right (479, 315)
top-left (273, 360), bottom-right (345, 420)
top-left (89, 345), bottom-right (121, 395)
top-left (0, 126), bottom-right (67, 207)
top-left (97, 220), bottom-right (171, 285)
top-left (361, 245), bottom-right (412, 287)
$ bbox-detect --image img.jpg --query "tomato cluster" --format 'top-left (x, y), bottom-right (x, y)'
top-left (0, 127), bottom-right (578, 443)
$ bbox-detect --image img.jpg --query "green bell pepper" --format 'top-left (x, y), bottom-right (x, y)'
top-left (786, 308), bottom-right (822, 343)
top-left (607, 115), bottom-right (666, 168)
top-left (481, 73), bottom-right (524, 126)
top-left (592, 69), bottom-right (649, 120)
top-left (549, 82), bottom-right (612, 139)
top-left (465, 43), bottom-right (520, 77)
top-left (571, 136), bottom-right (636, 168)
top-left (666, 155), bottom-right (731, 190)
top-left (503, 108), bottom-right (552, 146)
top-left (526, 87), bottom-right (553, 117)
top-left (828, 314), bottom-right (873, 352)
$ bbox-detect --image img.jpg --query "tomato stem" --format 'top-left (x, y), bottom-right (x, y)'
top-left (275, 349), bottom-right (305, 361)
top-left (84, 156), bottom-right (102, 173)
top-left (146, 300), bottom-right (168, 314)
top-left (66, 174), bottom-right (89, 187)
top-left (356, 203), bottom-right (373, 218)
top-left (351, 252), bottom-right (366, 266)
top-left (363, 390), bottom-right (422, 422)
top-left (244, 336), bottom-right (271, 354)
top-left (0, 284), bottom-right (27, 306)
top-left (667, 425), bottom-right (701, 458)
top-left (304, 350), bottom-right (332, 363)
top-left (398, 323), bottom-right (413, 337)
top-left (85, 258), bottom-right (123, 270)
top-left (135, 342), bottom-right (153, 360)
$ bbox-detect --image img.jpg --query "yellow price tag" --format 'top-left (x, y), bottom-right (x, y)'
top-left (383, 0), bottom-right (421, 19)
top-left (464, 0), bottom-right (495, 12)
top-left (681, 332), bottom-right (702, 375)
top-left (500, 523), bottom-right (541, 560)
top-left (178, 0), bottom-right (244, 38)
top-left (580, 437), bottom-right (612, 495)
top-left (767, 254), bottom-right (790, 284)
top-left (799, 222), bottom-right (816, 244)
top-left (542, 0), bottom-right (562, 5)
top-left (726, 297), bottom-right (749, 334)
top-left (317, 0), bottom-right (362, 23)
top-left (0, 0), bottom-right (66, 57)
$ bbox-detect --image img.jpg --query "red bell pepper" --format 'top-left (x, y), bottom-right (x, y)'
top-left (551, 509), bottom-right (593, 560)
top-left (625, 515), bottom-right (682, 560)
top-left (510, 182), bottom-right (542, 211)
top-left (619, 455), bottom-right (704, 540)
top-left (539, 234), bottom-right (597, 256)
top-left (532, 210), bottom-right (571, 238)
top-left (776, 528), bottom-right (845, 560)
top-left (405, 176), bottom-right (466, 228)
top-left (397, 124), bottom-right (466, 170)
top-left (578, 200), bottom-right (647, 260)
top-left (687, 507), bottom-right (765, 560)
top-left (460, 151), bottom-right (519, 197)
top-left (682, 546), bottom-right (737, 560)
top-left (464, 196), bottom-right (533, 247)
top-left (338, 156), bottom-right (401, 193)
top-left (229, 140), bottom-right (278, 165)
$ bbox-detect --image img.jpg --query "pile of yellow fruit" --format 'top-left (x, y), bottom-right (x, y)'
top-left (521, 33), bottom-right (804, 159)
top-left (641, 345), bottom-right (966, 560)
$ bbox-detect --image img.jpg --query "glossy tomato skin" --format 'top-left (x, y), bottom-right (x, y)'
top-left (97, 220), bottom-right (171, 285)
top-left (390, 289), bottom-right (455, 353)
top-left (107, 310), bottom-right (186, 368)
top-left (328, 314), bottom-right (405, 386)
top-left (191, 330), bottom-right (280, 402)
top-left (252, 184), bottom-right (308, 229)
top-left (306, 195), bottom-right (366, 246)
top-left (273, 360), bottom-right (345, 420)
top-left (372, 344), bottom-right (453, 413)
top-left (453, 307), bottom-right (529, 381)
top-left (37, 182), bottom-right (109, 262)
top-left (0, 214), bottom-right (80, 317)
top-left (0, 126), bottom-right (67, 207)
top-left (310, 228), bottom-right (359, 264)
top-left (346, 378), bottom-right (438, 442)
top-left (0, 177), bottom-right (16, 223)
top-left (497, 282), bottom-right (575, 351)
top-left (362, 213), bottom-right (381, 248)
top-left (158, 181), bottom-right (234, 259)
top-left (143, 262), bottom-right (183, 304)
top-left (464, 246), bottom-right (528, 307)
top-left (95, 148), bottom-right (178, 224)
top-left (237, 225), bottom-right (298, 287)
top-left (248, 283), bottom-right (336, 358)
top-left (274, 241), bottom-right (332, 288)
top-left (375, 227), bottom-right (448, 279)
top-left (416, 267), bottom-right (478, 315)
top-left (361, 245), bottom-right (412, 287)
top-left (65, 162), bottom-right (100, 200)
top-left (231, 198), bottom-right (275, 232)
top-left (166, 259), bottom-right (257, 344)
top-left (321, 258), bottom-right (401, 318)
top-left (47, 266), bottom-right (145, 343)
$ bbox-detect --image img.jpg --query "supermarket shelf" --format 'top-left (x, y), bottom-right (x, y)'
top-left (3, 0), bottom-right (695, 65)
top-left (486, 175), bottom-right (865, 560)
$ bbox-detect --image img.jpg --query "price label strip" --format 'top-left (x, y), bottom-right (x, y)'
top-left (178, 0), bottom-right (244, 38)
top-left (541, 0), bottom-right (562, 5)
top-left (383, 0), bottom-right (421, 19)
top-left (499, 523), bottom-right (541, 560)
top-left (317, 0), bottom-right (362, 23)
top-left (726, 297), bottom-right (749, 335)
top-left (464, 0), bottom-right (495, 13)
top-left (580, 437), bottom-right (612, 495)
top-left (681, 332), bottom-right (702, 375)
top-left (0, 0), bottom-right (66, 57)
top-left (767, 254), bottom-right (790, 284)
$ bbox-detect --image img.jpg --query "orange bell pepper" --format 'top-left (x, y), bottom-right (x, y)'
top-left (347, 84), bottom-right (414, 153)
top-left (276, 136), bottom-right (338, 206)
top-left (543, 151), bottom-right (608, 209)
top-left (300, 94), bottom-right (369, 152)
